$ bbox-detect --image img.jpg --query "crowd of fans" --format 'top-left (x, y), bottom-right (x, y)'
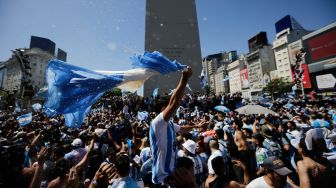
top-left (1, 69), bottom-right (336, 188)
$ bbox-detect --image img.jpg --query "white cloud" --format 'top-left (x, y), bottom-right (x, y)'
top-left (107, 42), bottom-right (117, 51)
top-left (203, 17), bottom-right (207, 21)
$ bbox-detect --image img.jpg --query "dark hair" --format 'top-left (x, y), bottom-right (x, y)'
top-left (215, 129), bottom-right (224, 139)
top-left (311, 114), bottom-right (317, 120)
top-left (299, 137), bottom-right (328, 158)
top-left (233, 120), bottom-right (243, 129)
top-left (209, 156), bottom-right (230, 188)
top-left (212, 156), bottom-right (225, 175)
top-left (287, 121), bottom-right (296, 129)
top-left (115, 154), bottom-right (130, 177)
top-left (176, 157), bottom-right (194, 169)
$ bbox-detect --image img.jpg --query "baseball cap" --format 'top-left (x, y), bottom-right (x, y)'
top-left (262, 156), bottom-right (292, 176)
top-left (182, 139), bottom-right (196, 154)
top-left (71, 138), bottom-right (83, 147)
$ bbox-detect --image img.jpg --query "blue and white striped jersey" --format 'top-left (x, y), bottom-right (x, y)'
top-left (150, 113), bottom-right (180, 184)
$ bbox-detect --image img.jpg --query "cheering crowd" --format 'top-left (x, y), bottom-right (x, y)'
top-left (1, 67), bottom-right (336, 188)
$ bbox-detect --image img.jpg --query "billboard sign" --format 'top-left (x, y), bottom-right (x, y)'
top-left (240, 68), bottom-right (249, 89)
top-left (316, 74), bottom-right (336, 89)
top-left (291, 64), bottom-right (312, 89)
top-left (310, 68), bottom-right (336, 92)
top-left (307, 29), bottom-right (336, 62)
top-left (288, 40), bottom-right (305, 65)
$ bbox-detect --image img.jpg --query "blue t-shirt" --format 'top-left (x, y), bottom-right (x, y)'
top-left (312, 119), bottom-right (331, 129)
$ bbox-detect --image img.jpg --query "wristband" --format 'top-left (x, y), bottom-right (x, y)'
top-left (91, 179), bottom-right (98, 186)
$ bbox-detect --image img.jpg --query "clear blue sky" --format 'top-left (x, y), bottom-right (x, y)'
top-left (0, 0), bottom-right (335, 71)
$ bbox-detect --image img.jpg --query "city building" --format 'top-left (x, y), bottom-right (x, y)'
top-left (0, 62), bottom-right (6, 90)
top-left (30, 36), bottom-right (56, 55)
top-left (144, 0), bottom-right (202, 96)
top-left (246, 32), bottom-right (276, 97)
top-left (0, 36), bottom-right (66, 110)
top-left (57, 48), bottom-right (67, 62)
top-left (302, 21), bottom-right (336, 93)
top-left (227, 59), bottom-right (242, 94)
top-left (272, 15), bottom-right (310, 82)
top-left (214, 65), bottom-right (228, 95)
top-left (2, 48), bottom-right (53, 93)
top-left (203, 51), bottom-right (237, 94)
top-left (27, 48), bottom-right (54, 89)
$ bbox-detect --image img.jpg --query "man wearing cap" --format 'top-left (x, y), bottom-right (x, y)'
top-left (64, 138), bottom-right (87, 165)
top-left (246, 156), bottom-right (292, 188)
top-left (181, 139), bottom-right (205, 188)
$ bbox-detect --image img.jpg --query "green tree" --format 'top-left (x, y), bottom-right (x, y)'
top-left (264, 78), bottom-right (293, 100)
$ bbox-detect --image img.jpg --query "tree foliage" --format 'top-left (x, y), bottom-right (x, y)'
top-left (263, 78), bottom-right (293, 99)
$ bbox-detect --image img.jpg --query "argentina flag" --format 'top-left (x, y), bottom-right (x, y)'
top-left (44, 51), bottom-right (187, 128)
top-left (17, 112), bottom-right (32, 126)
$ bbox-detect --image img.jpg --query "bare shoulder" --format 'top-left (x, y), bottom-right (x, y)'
top-left (229, 181), bottom-right (245, 188)
top-left (297, 160), bottom-right (308, 171)
top-left (47, 177), bottom-right (61, 188)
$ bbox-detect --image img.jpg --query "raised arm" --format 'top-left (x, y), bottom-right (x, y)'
top-left (163, 67), bottom-right (192, 121)
top-left (75, 136), bottom-right (96, 170)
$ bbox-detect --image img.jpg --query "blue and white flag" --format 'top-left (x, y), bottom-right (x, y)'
top-left (222, 75), bottom-right (231, 82)
top-left (186, 83), bottom-right (192, 92)
top-left (43, 51), bottom-right (186, 128)
top-left (17, 112), bottom-right (32, 126)
top-left (137, 111), bottom-right (148, 121)
top-left (152, 88), bottom-right (159, 98)
top-left (200, 68), bottom-right (208, 89)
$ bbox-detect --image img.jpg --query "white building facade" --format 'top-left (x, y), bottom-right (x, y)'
top-left (227, 59), bottom-right (242, 93)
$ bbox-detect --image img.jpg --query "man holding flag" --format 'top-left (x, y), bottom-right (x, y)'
top-left (150, 66), bottom-right (197, 187)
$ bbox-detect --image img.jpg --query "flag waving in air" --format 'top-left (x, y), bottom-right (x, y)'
top-left (200, 68), bottom-right (208, 89)
top-left (44, 51), bottom-right (187, 128)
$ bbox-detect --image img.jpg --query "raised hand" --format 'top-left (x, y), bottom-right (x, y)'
top-left (37, 146), bottom-right (48, 165)
top-left (182, 66), bottom-right (193, 80)
top-left (67, 167), bottom-right (79, 188)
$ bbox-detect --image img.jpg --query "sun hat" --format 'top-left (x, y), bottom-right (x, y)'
top-left (182, 139), bottom-right (196, 155)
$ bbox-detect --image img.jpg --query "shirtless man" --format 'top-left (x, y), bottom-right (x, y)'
top-left (289, 138), bottom-right (331, 188)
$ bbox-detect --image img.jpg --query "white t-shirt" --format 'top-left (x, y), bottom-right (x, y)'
top-left (207, 150), bottom-right (223, 175)
top-left (246, 176), bottom-right (292, 188)
top-left (150, 113), bottom-right (180, 184)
